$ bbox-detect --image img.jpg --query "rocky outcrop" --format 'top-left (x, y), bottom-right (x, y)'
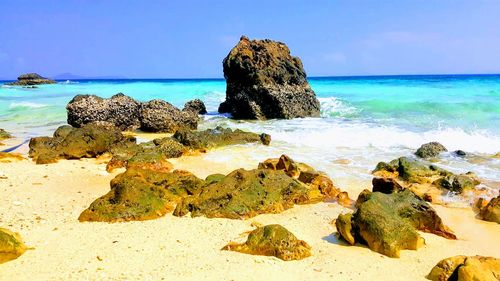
top-left (219, 36), bottom-right (320, 120)
top-left (173, 126), bottom-right (270, 151)
top-left (140, 100), bottom-right (199, 132)
top-left (0, 228), bottom-right (27, 264)
top-left (222, 225), bottom-right (311, 261)
top-left (66, 93), bottom-right (200, 132)
top-left (183, 99), bottom-right (207, 115)
top-left (6, 73), bottom-right (56, 86)
top-left (335, 189), bottom-right (456, 258)
top-left (372, 177), bottom-right (404, 194)
top-left (427, 255), bottom-right (500, 281)
top-left (106, 126), bottom-right (270, 172)
top-left (373, 157), bottom-right (480, 195)
top-left (79, 167), bottom-right (205, 222)
top-left (82, 154), bottom-right (345, 222)
top-left (28, 123), bottom-right (134, 164)
top-left (415, 142), bottom-right (448, 158)
top-left (477, 195), bottom-right (500, 224)
top-left (67, 93), bottom-right (142, 131)
top-left (0, 129), bottom-right (11, 140)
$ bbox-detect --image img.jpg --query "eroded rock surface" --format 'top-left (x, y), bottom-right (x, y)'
top-left (427, 255), bottom-right (500, 281)
top-left (415, 142), bottom-right (448, 158)
top-left (183, 99), bottom-right (207, 115)
top-left (139, 99), bottom-right (199, 132)
top-left (477, 195), bottom-right (500, 224)
top-left (335, 189), bottom-right (456, 258)
top-left (0, 228), bottom-right (27, 264)
top-left (29, 123), bottom-right (134, 164)
top-left (219, 36), bottom-right (320, 119)
top-left (222, 224), bottom-right (311, 261)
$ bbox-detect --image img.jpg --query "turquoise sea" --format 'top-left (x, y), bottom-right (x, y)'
top-left (1, 75), bottom-right (499, 196)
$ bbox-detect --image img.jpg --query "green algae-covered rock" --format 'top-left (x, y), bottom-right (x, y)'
top-left (373, 157), bottom-right (480, 194)
top-left (336, 190), bottom-right (456, 258)
top-left (222, 224), bottom-right (311, 261)
top-left (427, 255), bottom-right (500, 281)
top-left (29, 123), bottom-right (133, 164)
top-left (79, 168), bottom-right (205, 222)
top-left (0, 228), bottom-right (27, 264)
top-left (174, 168), bottom-right (310, 219)
top-left (173, 126), bottom-right (270, 150)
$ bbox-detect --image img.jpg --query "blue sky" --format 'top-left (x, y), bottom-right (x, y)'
top-left (0, 0), bottom-right (499, 79)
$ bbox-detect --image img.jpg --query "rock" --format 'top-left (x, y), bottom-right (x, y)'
top-left (222, 224), bottom-right (311, 261)
top-left (415, 142), bottom-right (448, 158)
top-left (79, 167), bottom-right (205, 222)
top-left (0, 228), bottom-right (27, 264)
top-left (67, 93), bottom-right (142, 131)
top-left (373, 157), bottom-right (480, 194)
top-left (139, 99), bottom-right (199, 132)
top-left (174, 168), bottom-right (313, 219)
top-left (0, 129), bottom-right (11, 141)
top-left (454, 150), bottom-right (467, 157)
top-left (173, 126), bottom-right (269, 150)
top-left (478, 195), bottom-right (500, 223)
top-left (427, 255), bottom-right (500, 281)
top-left (219, 36), bottom-right (320, 120)
top-left (182, 99), bottom-right (207, 114)
top-left (6, 73), bottom-right (56, 86)
top-left (335, 190), bottom-right (456, 258)
top-left (29, 123), bottom-right (133, 164)
top-left (258, 154), bottom-right (352, 206)
top-left (335, 213), bottom-right (355, 245)
top-left (372, 177), bottom-right (404, 194)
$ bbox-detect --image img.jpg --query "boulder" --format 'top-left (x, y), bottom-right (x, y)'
top-left (173, 126), bottom-right (270, 150)
top-left (258, 154), bottom-right (352, 206)
top-left (335, 190), bottom-right (456, 258)
top-left (6, 73), bottom-right (56, 86)
top-left (222, 224), bottom-right (311, 261)
top-left (67, 93), bottom-right (142, 131)
top-left (219, 36), bottom-right (320, 119)
top-left (79, 167), bottom-right (205, 222)
top-left (183, 99), bottom-right (207, 114)
top-left (29, 123), bottom-right (134, 164)
top-left (478, 195), bottom-right (500, 224)
top-left (427, 255), bottom-right (500, 281)
top-left (140, 99), bottom-right (199, 132)
top-left (0, 228), bottom-right (27, 264)
top-left (373, 157), bottom-right (480, 194)
top-left (415, 142), bottom-right (448, 158)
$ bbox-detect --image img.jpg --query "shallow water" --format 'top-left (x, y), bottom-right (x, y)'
top-left (1, 75), bottom-right (499, 198)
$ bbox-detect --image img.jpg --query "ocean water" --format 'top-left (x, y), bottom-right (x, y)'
top-left (1, 75), bottom-right (499, 196)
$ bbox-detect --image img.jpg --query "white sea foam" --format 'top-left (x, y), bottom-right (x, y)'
top-left (319, 97), bottom-right (359, 117)
top-left (9, 102), bottom-right (48, 109)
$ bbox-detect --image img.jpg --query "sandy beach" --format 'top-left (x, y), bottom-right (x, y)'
top-left (0, 140), bottom-right (498, 281)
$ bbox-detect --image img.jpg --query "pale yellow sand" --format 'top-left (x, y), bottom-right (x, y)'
top-left (0, 151), bottom-right (499, 280)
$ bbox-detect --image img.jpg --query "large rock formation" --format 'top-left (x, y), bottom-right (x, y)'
top-left (372, 157), bottom-right (480, 198)
top-left (335, 189), bottom-right (456, 258)
top-left (477, 195), bottom-right (500, 224)
top-left (218, 36), bottom-right (320, 120)
top-left (28, 123), bottom-right (134, 164)
top-left (222, 225), bottom-right (311, 261)
top-left (427, 255), bottom-right (500, 281)
top-left (183, 99), bottom-right (207, 115)
top-left (0, 228), bottom-right (27, 264)
top-left (6, 73), bottom-right (56, 86)
top-left (66, 93), bottom-right (200, 132)
top-left (80, 154), bottom-right (347, 222)
top-left (67, 93), bottom-right (142, 131)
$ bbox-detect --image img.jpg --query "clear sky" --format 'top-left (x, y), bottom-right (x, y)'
top-left (1, 0), bottom-right (499, 79)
